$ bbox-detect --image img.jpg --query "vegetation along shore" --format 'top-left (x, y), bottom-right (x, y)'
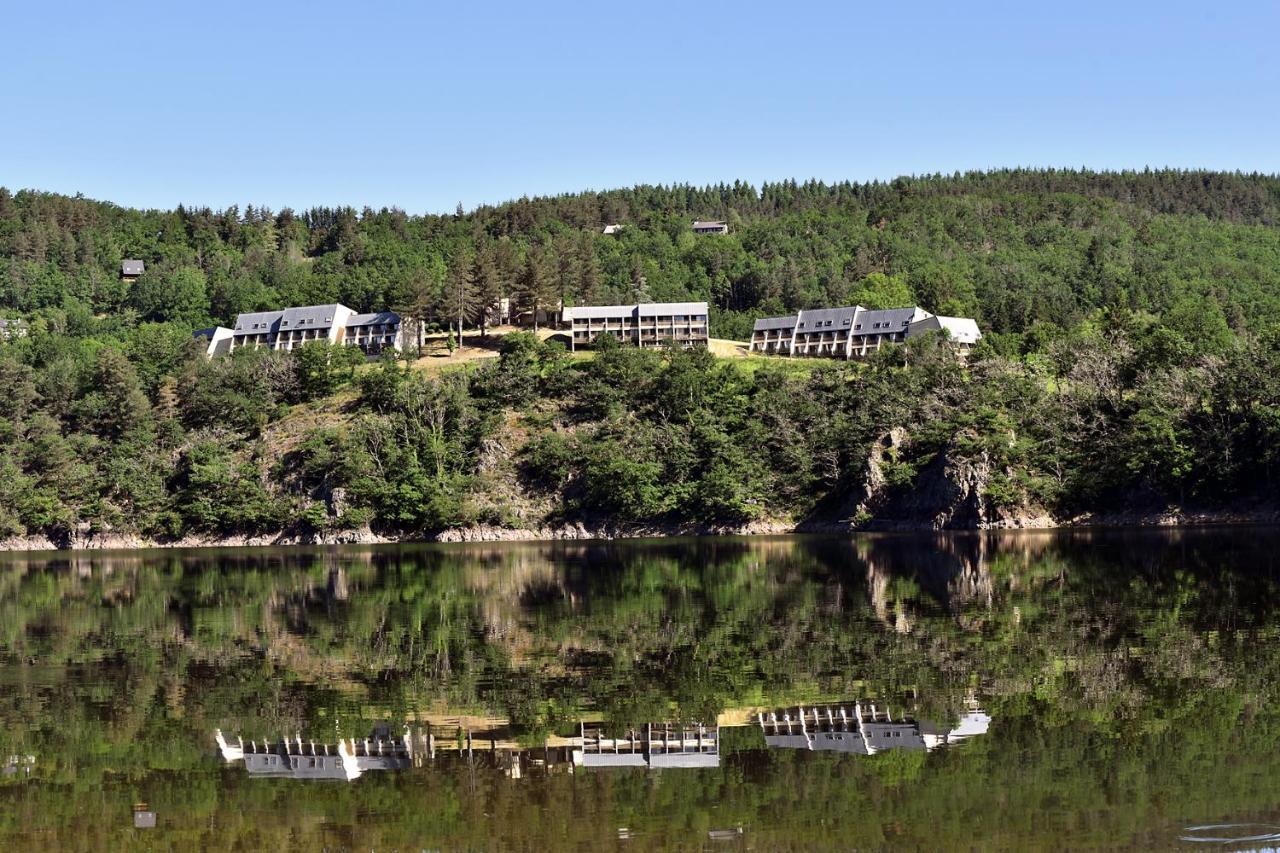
top-left (3, 169), bottom-right (1280, 551)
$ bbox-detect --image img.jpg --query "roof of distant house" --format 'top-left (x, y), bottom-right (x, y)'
top-left (602, 224), bottom-right (623, 234)
top-left (692, 220), bottom-right (728, 229)
top-left (122, 259), bottom-right (145, 276)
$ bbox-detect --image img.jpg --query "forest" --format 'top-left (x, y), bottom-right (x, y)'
top-left (2, 168), bottom-right (1280, 541)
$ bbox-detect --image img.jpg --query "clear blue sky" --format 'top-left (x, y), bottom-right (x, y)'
top-left (3, 1), bottom-right (1277, 214)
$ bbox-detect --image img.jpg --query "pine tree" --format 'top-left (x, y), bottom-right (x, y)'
top-left (468, 245), bottom-right (501, 337)
top-left (444, 250), bottom-right (472, 352)
top-left (396, 266), bottom-right (441, 356)
top-left (577, 232), bottom-right (601, 306)
top-left (515, 246), bottom-right (554, 331)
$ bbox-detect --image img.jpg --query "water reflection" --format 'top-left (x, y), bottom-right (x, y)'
top-left (758, 703), bottom-right (990, 755)
top-left (3, 529), bottom-right (1280, 849)
top-left (216, 728), bottom-right (413, 781)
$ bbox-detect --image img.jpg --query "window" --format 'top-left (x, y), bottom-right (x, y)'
top-left (902, 320), bottom-right (909, 326)
top-left (825, 320), bottom-right (833, 327)
top-left (842, 318), bottom-right (851, 325)
top-left (854, 324), bottom-right (861, 330)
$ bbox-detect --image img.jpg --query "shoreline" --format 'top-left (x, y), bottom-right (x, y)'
top-left (2, 508), bottom-right (1279, 554)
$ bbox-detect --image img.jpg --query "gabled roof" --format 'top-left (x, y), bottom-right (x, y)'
top-left (121, 259), bottom-right (145, 276)
top-left (346, 311), bottom-right (400, 327)
top-left (692, 220), bottom-right (728, 229)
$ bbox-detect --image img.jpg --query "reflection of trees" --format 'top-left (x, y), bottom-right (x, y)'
top-left (3, 529), bottom-right (1280, 796)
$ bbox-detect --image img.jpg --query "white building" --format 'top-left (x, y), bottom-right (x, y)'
top-left (749, 305), bottom-right (981, 359)
top-left (197, 303), bottom-right (403, 357)
top-left (562, 302), bottom-right (709, 351)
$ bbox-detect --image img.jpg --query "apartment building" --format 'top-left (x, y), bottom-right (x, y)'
top-left (749, 305), bottom-right (980, 360)
top-left (562, 302), bottom-right (709, 351)
top-left (195, 303), bottom-right (403, 357)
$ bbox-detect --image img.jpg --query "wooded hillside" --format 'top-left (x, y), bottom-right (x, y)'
top-left (2, 169), bottom-right (1280, 544)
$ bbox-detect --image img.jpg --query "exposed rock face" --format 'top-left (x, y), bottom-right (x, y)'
top-left (859, 439), bottom-right (1054, 531)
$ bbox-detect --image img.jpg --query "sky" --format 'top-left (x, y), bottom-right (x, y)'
top-left (2, 0), bottom-right (1278, 214)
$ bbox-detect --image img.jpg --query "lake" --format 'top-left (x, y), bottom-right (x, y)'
top-left (2, 529), bottom-right (1279, 850)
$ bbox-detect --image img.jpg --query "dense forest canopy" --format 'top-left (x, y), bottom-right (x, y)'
top-left (2, 169), bottom-right (1280, 542)
top-left (4, 168), bottom-right (1280, 339)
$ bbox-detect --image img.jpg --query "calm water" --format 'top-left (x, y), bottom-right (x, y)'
top-left (2, 530), bottom-right (1280, 851)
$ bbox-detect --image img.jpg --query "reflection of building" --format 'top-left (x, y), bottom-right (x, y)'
top-left (216, 729), bottom-right (412, 781)
top-left (575, 722), bottom-right (720, 769)
top-left (758, 704), bottom-right (990, 755)
top-left (2, 754), bottom-right (35, 778)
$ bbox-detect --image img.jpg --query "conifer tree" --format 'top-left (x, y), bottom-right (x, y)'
top-left (469, 245), bottom-right (501, 337)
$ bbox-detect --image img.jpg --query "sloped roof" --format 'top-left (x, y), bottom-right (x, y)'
top-left (753, 315), bottom-right (797, 332)
top-left (346, 311), bottom-right (401, 327)
top-left (637, 301), bottom-right (707, 316)
top-left (121, 259), bottom-right (145, 276)
top-left (280, 304), bottom-right (344, 328)
top-left (796, 306), bottom-right (860, 330)
top-left (853, 306), bottom-right (931, 332)
top-left (233, 309), bottom-right (284, 333)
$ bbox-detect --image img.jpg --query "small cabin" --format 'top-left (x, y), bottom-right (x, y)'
top-left (121, 259), bottom-right (145, 281)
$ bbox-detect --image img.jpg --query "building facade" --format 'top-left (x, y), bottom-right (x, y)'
top-left (0, 318), bottom-right (28, 341)
top-left (197, 303), bottom-right (403, 357)
top-left (749, 305), bottom-right (980, 360)
top-left (562, 302), bottom-right (709, 351)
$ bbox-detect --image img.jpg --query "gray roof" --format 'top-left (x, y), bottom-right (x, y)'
top-left (907, 315), bottom-right (981, 344)
top-left (279, 303), bottom-right (343, 329)
top-left (346, 311), bottom-right (401, 327)
top-left (0, 318), bottom-right (26, 328)
top-left (795, 306), bottom-right (861, 330)
top-left (752, 315), bottom-right (797, 332)
top-left (852, 306), bottom-right (931, 333)
top-left (233, 309), bottom-right (284, 334)
top-left (692, 220), bottom-right (728, 228)
top-left (647, 752), bottom-right (720, 768)
top-left (121, 259), bottom-right (145, 276)
top-left (565, 302), bottom-right (708, 321)
top-left (637, 301), bottom-right (707, 316)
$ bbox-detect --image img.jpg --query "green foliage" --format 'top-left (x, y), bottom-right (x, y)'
top-left (4, 172), bottom-right (1280, 539)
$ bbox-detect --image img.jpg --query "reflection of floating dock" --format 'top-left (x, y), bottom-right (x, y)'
top-left (576, 722), bottom-right (720, 769)
top-left (758, 704), bottom-right (991, 754)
